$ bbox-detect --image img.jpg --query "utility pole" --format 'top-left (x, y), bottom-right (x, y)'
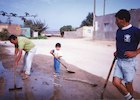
top-left (93, 0), bottom-right (96, 40)
top-left (103, 0), bottom-right (106, 16)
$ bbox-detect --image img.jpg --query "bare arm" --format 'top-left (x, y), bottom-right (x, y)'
top-left (136, 48), bottom-right (140, 54)
top-left (50, 50), bottom-right (62, 59)
top-left (15, 49), bottom-right (22, 66)
top-left (58, 56), bottom-right (62, 59)
top-left (15, 48), bottom-right (19, 55)
top-left (50, 50), bottom-right (54, 54)
top-left (124, 48), bottom-right (140, 58)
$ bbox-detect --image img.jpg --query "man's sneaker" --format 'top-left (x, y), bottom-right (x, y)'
top-left (129, 97), bottom-right (135, 100)
top-left (124, 93), bottom-right (135, 100)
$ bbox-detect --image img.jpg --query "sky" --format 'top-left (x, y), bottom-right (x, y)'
top-left (0, 0), bottom-right (140, 31)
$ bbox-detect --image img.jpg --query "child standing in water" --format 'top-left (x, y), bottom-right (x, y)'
top-left (50, 43), bottom-right (62, 78)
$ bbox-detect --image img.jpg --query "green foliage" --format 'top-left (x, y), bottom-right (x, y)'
top-left (60, 25), bottom-right (72, 33)
top-left (80, 12), bottom-right (93, 27)
top-left (24, 19), bottom-right (47, 36)
top-left (29, 36), bottom-right (47, 39)
top-left (0, 28), bottom-right (9, 40)
top-left (60, 25), bottom-right (75, 37)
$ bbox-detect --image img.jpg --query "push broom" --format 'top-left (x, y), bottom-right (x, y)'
top-left (9, 64), bottom-right (22, 91)
top-left (51, 53), bottom-right (75, 73)
top-left (0, 44), bottom-right (22, 92)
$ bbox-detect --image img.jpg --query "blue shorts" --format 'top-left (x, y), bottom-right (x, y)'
top-left (113, 57), bottom-right (137, 83)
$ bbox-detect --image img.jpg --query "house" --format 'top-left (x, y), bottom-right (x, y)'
top-left (21, 27), bottom-right (31, 37)
top-left (95, 8), bottom-right (140, 40)
top-left (0, 24), bottom-right (21, 35)
top-left (63, 26), bottom-right (93, 39)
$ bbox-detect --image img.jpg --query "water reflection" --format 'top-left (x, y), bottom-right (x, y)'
top-left (50, 78), bottom-right (61, 100)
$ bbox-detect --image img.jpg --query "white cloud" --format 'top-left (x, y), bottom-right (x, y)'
top-left (26, 0), bottom-right (57, 5)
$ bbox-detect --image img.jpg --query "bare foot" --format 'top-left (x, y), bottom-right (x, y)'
top-left (22, 74), bottom-right (30, 80)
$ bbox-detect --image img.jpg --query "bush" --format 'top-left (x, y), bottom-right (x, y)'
top-left (0, 29), bottom-right (9, 41)
top-left (29, 36), bottom-right (47, 39)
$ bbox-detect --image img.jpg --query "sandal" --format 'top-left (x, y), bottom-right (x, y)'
top-left (22, 74), bottom-right (29, 80)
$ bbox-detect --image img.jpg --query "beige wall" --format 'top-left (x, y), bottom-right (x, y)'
top-left (64, 28), bottom-right (83, 38)
top-left (82, 26), bottom-right (93, 39)
top-left (64, 26), bottom-right (94, 39)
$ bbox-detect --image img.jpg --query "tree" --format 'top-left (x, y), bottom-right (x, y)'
top-left (60, 25), bottom-right (74, 37)
top-left (0, 28), bottom-right (9, 40)
top-left (24, 19), bottom-right (47, 36)
top-left (80, 12), bottom-right (93, 27)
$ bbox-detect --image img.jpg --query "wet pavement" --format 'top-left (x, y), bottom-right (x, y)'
top-left (0, 41), bottom-right (140, 100)
top-left (0, 60), bottom-right (102, 100)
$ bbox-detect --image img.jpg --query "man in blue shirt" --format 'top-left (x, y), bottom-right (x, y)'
top-left (113, 9), bottom-right (140, 100)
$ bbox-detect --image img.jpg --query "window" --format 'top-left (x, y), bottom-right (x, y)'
top-left (87, 29), bottom-right (91, 33)
top-left (104, 23), bottom-right (110, 32)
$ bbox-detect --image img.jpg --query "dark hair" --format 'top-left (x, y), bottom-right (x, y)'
top-left (115, 9), bottom-right (131, 22)
top-left (55, 43), bottom-right (61, 47)
top-left (8, 35), bottom-right (17, 40)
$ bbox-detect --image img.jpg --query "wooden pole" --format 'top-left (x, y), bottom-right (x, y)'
top-left (93, 0), bottom-right (96, 40)
top-left (103, 0), bottom-right (106, 16)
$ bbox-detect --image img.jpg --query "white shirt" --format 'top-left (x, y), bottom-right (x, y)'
top-left (54, 49), bottom-right (62, 57)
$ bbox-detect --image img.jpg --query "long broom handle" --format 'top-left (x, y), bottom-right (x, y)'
top-left (51, 53), bottom-right (68, 70)
top-left (14, 63), bottom-right (16, 87)
top-left (103, 57), bottom-right (116, 89)
top-left (14, 53), bottom-right (17, 87)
